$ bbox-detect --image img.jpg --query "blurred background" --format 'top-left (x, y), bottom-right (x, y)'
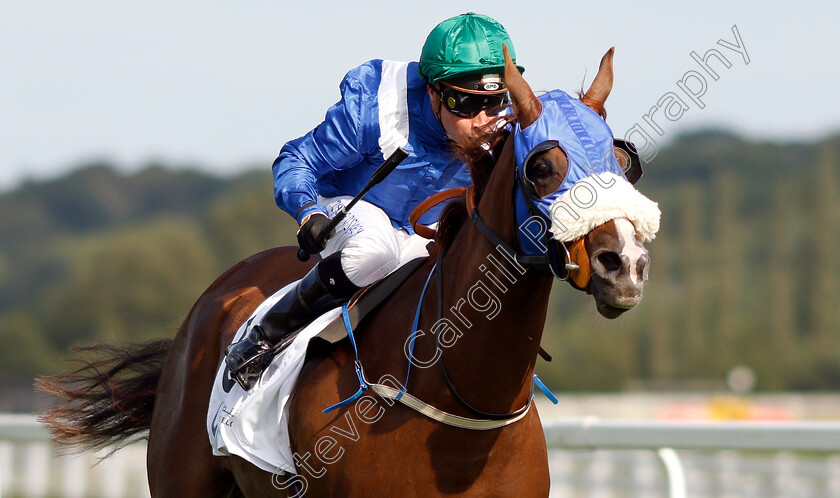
top-left (1, 1), bottom-right (839, 496)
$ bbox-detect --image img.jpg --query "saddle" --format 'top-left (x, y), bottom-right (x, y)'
top-left (308, 256), bottom-right (427, 345)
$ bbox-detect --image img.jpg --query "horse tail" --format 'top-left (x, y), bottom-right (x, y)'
top-left (35, 339), bottom-right (173, 453)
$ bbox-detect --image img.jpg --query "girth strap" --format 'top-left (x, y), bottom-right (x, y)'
top-left (367, 382), bottom-right (532, 430)
top-left (323, 300), bottom-right (535, 430)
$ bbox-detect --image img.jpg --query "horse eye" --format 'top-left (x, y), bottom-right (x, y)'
top-left (528, 161), bottom-right (551, 180)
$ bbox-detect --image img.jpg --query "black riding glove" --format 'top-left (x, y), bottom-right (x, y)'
top-left (296, 213), bottom-right (334, 255)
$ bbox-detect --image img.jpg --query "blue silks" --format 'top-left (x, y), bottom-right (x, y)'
top-left (272, 60), bottom-right (473, 230)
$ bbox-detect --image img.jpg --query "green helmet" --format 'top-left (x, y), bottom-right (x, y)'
top-left (419, 12), bottom-right (525, 87)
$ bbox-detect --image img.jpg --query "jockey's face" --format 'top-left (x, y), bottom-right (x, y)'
top-left (428, 86), bottom-right (496, 146)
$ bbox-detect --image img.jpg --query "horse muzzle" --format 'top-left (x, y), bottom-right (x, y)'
top-left (587, 246), bottom-right (649, 318)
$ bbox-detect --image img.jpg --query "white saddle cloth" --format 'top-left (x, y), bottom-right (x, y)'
top-left (207, 280), bottom-right (343, 474)
top-left (206, 245), bottom-right (429, 475)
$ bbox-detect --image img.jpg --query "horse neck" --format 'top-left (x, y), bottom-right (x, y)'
top-left (435, 139), bottom-right (553, 414)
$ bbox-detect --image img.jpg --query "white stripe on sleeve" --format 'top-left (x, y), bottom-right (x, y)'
top-left (377, 61), bottom-right (410, 159)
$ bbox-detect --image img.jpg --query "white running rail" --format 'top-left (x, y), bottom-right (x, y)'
top-left (3, 414), bottom-right (840, 497)
top-left (544, 417), bottom-right (840, 497)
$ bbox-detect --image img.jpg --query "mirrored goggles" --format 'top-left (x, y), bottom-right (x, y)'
top-left (438, 84), bottom-right (509, 119)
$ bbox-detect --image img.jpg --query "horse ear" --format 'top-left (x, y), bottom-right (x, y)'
top-left (581, 47), bottom-right (615, 118)
top-left (503, 44), bottom-right (541, 129)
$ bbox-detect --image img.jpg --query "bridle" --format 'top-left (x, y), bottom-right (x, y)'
top-left (410, 159), bottom-right (592, 292)
top-left (404, 141), bottom-right (592, 421)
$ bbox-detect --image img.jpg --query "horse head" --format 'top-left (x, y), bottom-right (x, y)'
top-left (503, 45), bottom-right (660, 318)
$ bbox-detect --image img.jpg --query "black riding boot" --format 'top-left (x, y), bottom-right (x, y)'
top-left (225, 252), bottom-right (360, 390)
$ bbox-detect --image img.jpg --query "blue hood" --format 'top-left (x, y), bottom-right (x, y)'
top-left (511, 90), bottom-right (626, 277)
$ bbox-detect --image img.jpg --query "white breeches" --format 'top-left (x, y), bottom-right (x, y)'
top-left (318, 196), bottom-right (431, 287)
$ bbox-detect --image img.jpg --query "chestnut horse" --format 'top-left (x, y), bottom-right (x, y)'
top-left (38, 47), bottom-right (657, 497)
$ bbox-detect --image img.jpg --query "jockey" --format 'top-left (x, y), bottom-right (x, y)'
top-left (225, 12), bottom-right (525, 390)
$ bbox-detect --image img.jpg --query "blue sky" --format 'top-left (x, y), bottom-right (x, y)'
top-left (2, 0), bottom-right (837, 190)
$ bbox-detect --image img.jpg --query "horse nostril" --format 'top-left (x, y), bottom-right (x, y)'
top-left (598, 252), bottom-right (622, 273)
top-left (637, 253), bottom-right (649, 279)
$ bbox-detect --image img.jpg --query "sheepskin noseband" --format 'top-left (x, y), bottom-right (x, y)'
top-left (548, 172), bottom-right (659, 243)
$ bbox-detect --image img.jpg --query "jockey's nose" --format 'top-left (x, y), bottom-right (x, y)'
top-left (472, 110), bottom-right (492, 128)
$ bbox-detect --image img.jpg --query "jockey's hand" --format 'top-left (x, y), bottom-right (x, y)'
top-left (297, 213), bottom-right (334, 255)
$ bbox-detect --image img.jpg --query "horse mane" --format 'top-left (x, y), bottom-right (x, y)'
top-left (458, 113), bottom-right (517, 193)
top-left (435, 113), bottom-right (515, 249)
